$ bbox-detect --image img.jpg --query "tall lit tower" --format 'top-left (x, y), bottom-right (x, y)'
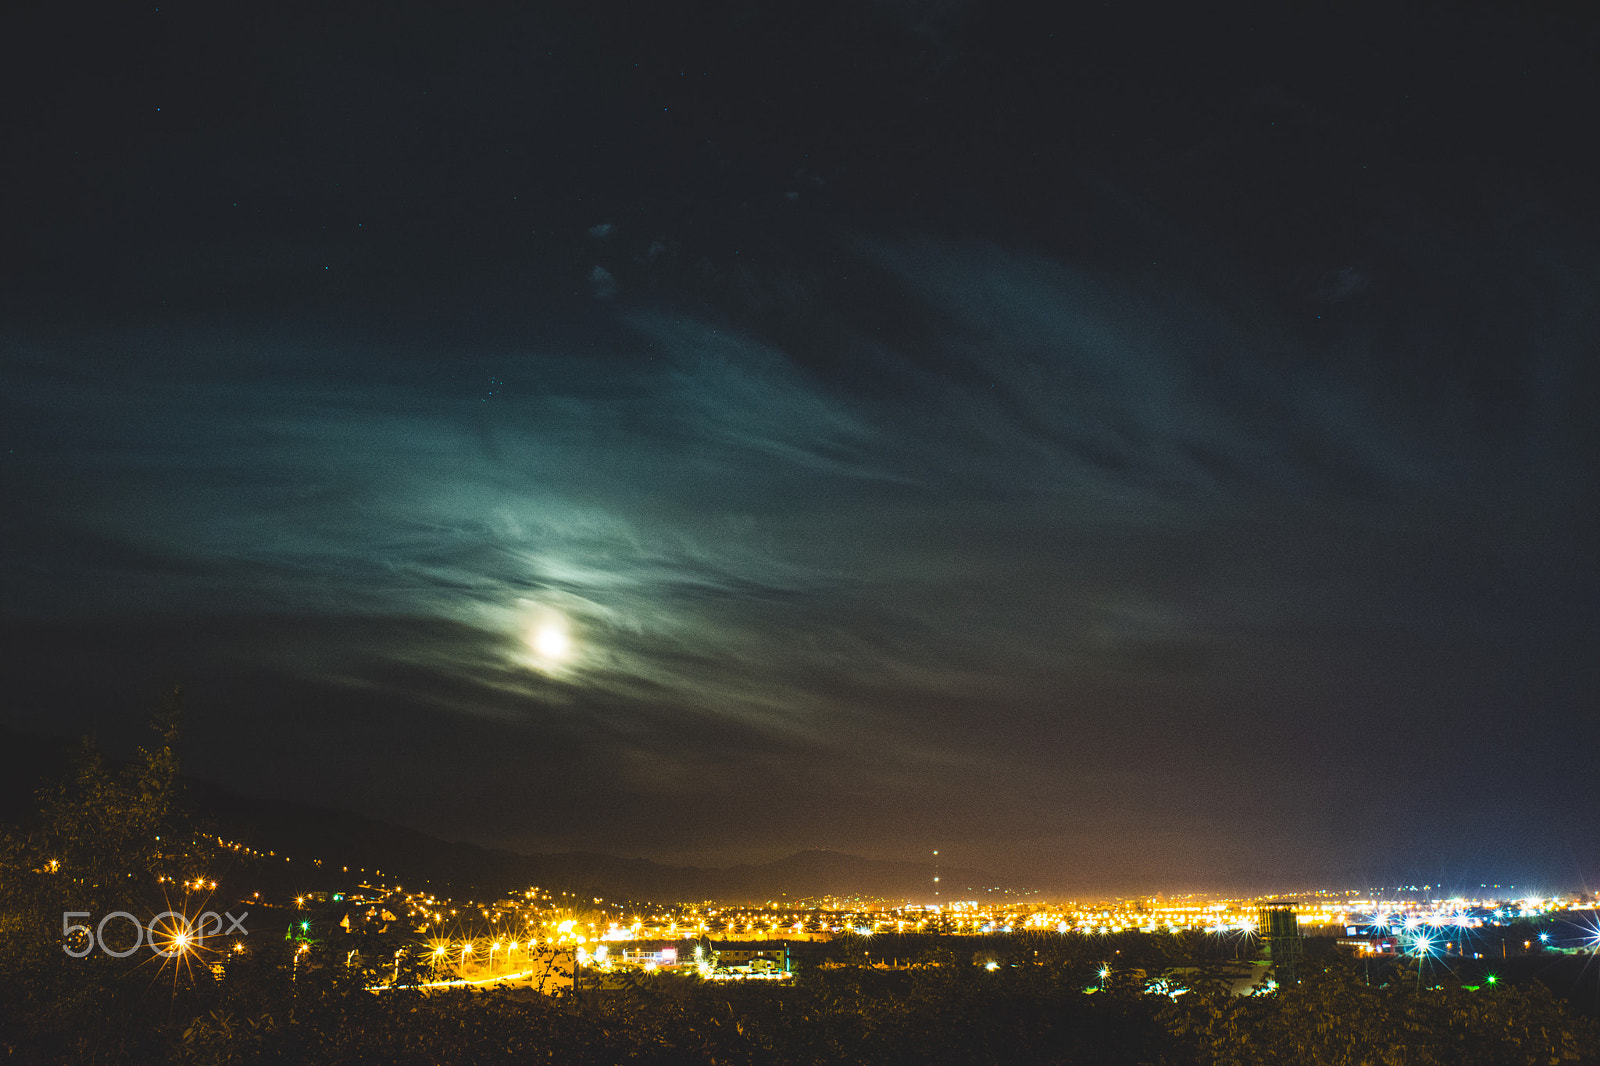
top-left (1258, 901), bottom-right (1303, 984)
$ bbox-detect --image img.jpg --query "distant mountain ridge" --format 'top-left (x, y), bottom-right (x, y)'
top-left (190, 782), bottom-right (995, 902)
top-left (0, 723), bottom-right (995, 902)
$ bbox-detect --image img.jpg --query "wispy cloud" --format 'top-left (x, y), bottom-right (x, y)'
top-left (3, 232), bottom-right (1595, 880)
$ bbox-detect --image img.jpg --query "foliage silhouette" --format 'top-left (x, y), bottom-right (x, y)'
top-left (1, 698), bottom-right (1596, 1064)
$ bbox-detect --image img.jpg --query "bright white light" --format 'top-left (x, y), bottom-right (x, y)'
top-left (533, 623), bottom-right (570, 660)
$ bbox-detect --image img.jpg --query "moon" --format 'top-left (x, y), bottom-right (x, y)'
top-left (513, 601), bottom-right (579, 672)
top-left (531, 623), bottom-right (571, 661)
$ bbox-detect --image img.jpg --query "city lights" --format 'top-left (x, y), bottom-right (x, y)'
top-left (228, 870), bottom-right (1590, 1002)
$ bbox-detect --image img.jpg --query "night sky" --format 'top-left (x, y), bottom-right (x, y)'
top-left (3, 1), bottom-right (1597, 895)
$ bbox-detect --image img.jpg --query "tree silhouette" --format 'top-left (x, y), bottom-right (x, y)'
top-left (0, 688), bottom-right (218, 1062)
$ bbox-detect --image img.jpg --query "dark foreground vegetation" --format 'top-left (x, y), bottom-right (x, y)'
top-left (3, 700), bottom-right (1596, 1065)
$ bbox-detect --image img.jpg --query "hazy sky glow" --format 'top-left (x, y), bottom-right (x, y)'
top-left (2, 1), bottom-right (1596, 893)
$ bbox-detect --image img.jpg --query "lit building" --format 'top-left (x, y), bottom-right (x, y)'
top-left (695, 936), bottom-right (790, 976)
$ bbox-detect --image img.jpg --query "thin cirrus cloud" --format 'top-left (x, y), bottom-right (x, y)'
top-left (0, 240), bottom-right (1559, 711)
top-left (2, 234), bottom-right (1594, 882)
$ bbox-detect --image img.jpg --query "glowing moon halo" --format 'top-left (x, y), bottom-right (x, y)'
top-left (513, 601), bottom-right (579, 672)
top-left (532, 623), bottom-right (571, 661)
